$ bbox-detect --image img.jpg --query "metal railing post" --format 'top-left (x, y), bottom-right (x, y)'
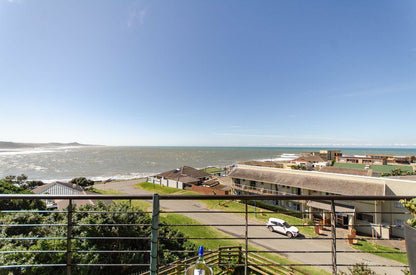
top-left (330, 199), bottom-right (337, 275)
top-left (245, 200), bottom-right (248, 275)
top-left (150, 194), bottom-right (160, 275)
top-left (66, 199), bottom-right (73, 275)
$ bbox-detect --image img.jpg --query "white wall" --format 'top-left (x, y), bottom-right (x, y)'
top-left (146, 177), bottom-right (184, 190)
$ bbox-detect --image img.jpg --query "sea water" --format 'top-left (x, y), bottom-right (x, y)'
top-left (0, 146), bottom-right (415, 182)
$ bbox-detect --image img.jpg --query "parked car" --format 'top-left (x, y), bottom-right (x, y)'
top-left (266, 218), bottom-right (299, 238)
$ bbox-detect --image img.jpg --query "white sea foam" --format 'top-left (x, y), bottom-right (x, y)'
top-left (256, 153), bottom-right (299, 162)
top-left (39, 172), bottom-right (154, 184)
top-left (0, 149), bottom-right (55, 156)
top-left (90, 172), bottom-right (152, 182)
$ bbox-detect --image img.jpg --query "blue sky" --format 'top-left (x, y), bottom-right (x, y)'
top-left (1, 0), bottom-right (415, 147)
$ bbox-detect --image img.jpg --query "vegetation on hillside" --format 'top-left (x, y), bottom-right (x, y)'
top-left (0, 202), bottom-right (195, 274)
top-left (0, 177), bottom-right (45, 210)
top-left (69, 177), bottom-right (95, 188)
top-left (2, 174), bottom-right (44, 190)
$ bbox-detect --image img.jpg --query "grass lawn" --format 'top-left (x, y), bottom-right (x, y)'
top-left (134, 181), bottom-right (185, 194)
top-left (162, 213), bottom-right (238, 249)
top-left (162, 213), bottom-right (328, 275)
top-left (91, 186), bottom-right (152, 210)
top-left (352, 240), bottom-right (408, 265)
top-left (203, 199), bottom-right (316, 236)
top-left (333, 162), bottom-right (413, 174)
top-left (89, 187), bottom-right (125, 195)
top-left (333, 163), bottom-right (367, 169)
top-left (93, 182), bottom-right (325, 274)
top-left (370, 164), bottom-right (413, 174)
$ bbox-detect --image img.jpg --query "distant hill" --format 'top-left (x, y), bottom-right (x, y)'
top-left (0, 141), bottom-right (90, 149)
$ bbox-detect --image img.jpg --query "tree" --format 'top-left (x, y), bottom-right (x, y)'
top-left (25, 180), bottom-right (44, 190)
top-left (3, 174), bottom-right (28, 186)
top-left (0, 180), bottom-right (45, 210)
top-left (0, 202), bottom-right (195, 274)
top-left (339, 263), bottom-right (376, 275)
top-left (2, 174), bottom-right (44, 191)
top-left (69, 177), bottom-right (95, 188)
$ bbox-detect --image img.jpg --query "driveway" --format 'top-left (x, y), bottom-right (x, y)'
top-left (95, 180), bottom-right (406, 274)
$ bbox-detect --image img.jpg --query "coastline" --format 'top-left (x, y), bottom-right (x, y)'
top-left (1, 146), bottom-right (416, 183)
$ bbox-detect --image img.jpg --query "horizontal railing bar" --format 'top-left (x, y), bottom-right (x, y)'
top-left (0, 222), bottom-right (408, 228)
top-left (74, 211), bottom-right (152, 214)
top-left (0, 264), bottom-right (67, 268)
top-left (74, 237), bottom-right (150, 240)
top-left (3, 263), bottom-right (407, 269)
top-left (74, 250), bottom-right (151, 253)
top-left (2, 236), bottom-right (406, 241)
top-left (0, 210), bottom-right (67, 213)
top-left (171, 211), bottom-right (410, 216)
top-left (0, 194), bottom-right (413, 200)
top-left (0, 250), bottom-right (66, 254)
top-left (335, 264), bottom-right (409, 267)
top-left (74, 264), bottom-right (149, 266)
top-left (245, 250), bottom-right (407, 254)
top-left (2, 249), bottom-right (404, 255)
top-left (0, 224), bottom-right (67, 227)
top-left (0, 209), bottom-right (409, 216)
top-left (75, 223), bottom-right (151, 227)
top-left (0, 237), bottom-right (66, 241)
top-left (160, 223), bottom-right (406, 228)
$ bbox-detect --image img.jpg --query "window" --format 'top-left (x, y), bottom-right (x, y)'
top-left (395, 219), bottom-right (404, 229)
top-left (357, 213), bottom-right (373, 223)
top-left (250, 181), bottom-right (256, 187)
top-left (394, 201), bottom-right (404, 209)
top-left (235, 179), bottom-right (240, 185)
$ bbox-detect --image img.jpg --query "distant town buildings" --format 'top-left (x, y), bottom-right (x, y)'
top-left (336, 154), bottom-right (416, 165)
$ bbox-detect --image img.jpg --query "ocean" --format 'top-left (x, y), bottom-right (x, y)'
top-left (1, 146), bottom-right (415, 182)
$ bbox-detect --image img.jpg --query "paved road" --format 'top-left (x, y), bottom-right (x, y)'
top-left (95, 180), bottom-right (406, 274)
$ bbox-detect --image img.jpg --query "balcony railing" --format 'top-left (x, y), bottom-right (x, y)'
top-left (233, 183), bottom-right (294, 195)
top-left (0, 194), bottom-right (413, 275)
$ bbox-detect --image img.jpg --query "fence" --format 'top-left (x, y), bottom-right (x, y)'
top-left (0, 194), bottom-right (413, 275)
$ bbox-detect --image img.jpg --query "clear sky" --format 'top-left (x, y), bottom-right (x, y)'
top-left (1, 0), bottom-right (415, 147)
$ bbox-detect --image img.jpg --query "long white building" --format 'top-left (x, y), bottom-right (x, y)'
top-left (229, 165), bottom-right (416, 238)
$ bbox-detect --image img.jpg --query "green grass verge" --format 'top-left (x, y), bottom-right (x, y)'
top-left (89, 187), bottom-right (125, 195)
top-left (134, 182), bottom-right (183, 194)
top-left (162, 213), bottom-right (238, 249)
top-left (134, 182), bottom-right (201, 195)
top-left (333, 163), bottom-right (366, 169)
top-left (93, 183), bottom-right (325, 274)
top-left (333, 162), bottom-right (413, 174)
top-left (371, 164), bottom-right (413, 174)
top-left (91, 186), bottom-right (152, 211)
top-left (203, 199), bottom-right (316, 237)
top-left (162, 213), bottom-right (327, 275)
top-left (352, 240), bottom-right (408, 264)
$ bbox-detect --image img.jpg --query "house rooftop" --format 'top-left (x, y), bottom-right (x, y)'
top-left (229, 165), bottom-right (386, 196)
top-left (230, 164), bottom-right (416, 196)
top-left (320, 166), bottom-right (373, 177)
top-left (156, 166), bottom-right (211, 183)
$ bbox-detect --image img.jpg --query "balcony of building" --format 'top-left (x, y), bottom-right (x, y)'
top-left (0, 194), bottom-right (413, 275)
